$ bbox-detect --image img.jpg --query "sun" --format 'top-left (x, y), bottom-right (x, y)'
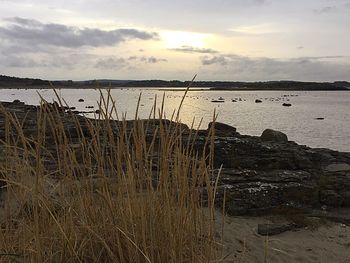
top-left (162, 31), bottom-right (208, 49)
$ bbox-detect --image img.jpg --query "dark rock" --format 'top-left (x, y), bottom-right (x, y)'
top-left (257, 223), bottom-right (298, 236)
top-left (325, 163), bottom-right (350, 172)
top-left (261, 129), bottom-right (288, 143)
top-left (310, 209), bottom-right (350, 225)
top-left (282, 103), bottom-right (292, 107)
top-left (208, 122), bottom-right (239, 137)
top-left (255, 99), bottom-right (262, 103)
top-left (214, 169), bottom-right (318, 215)
top-left (42, 101), bottom-right (64, 112)
top-left (1, 100), bottom-right (350, 219)
top-left (315, 117), bottom-right (325, 120)
top-left (341, 192), bottom-right (350, 206)
top-left (78, 99), bottom-right (84, 102)
top-left (208, 122), bottom-right (236, 132)
top-left (319, 190), bottom-right (343, 207)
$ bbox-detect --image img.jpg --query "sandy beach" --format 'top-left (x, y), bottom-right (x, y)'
top-left (215, 211), bottom-right (350, 262)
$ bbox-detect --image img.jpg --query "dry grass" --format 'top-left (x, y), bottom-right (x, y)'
top-left (0, 87), bottom-right (222, 262)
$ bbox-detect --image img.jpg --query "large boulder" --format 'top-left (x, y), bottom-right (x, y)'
top-left (261, 129), bottom-right (288, 143)
top-left (208, 122), bottom-right (239, 137)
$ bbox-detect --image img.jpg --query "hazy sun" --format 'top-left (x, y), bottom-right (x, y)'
top-left (162, 31), bottom-right (208, 49)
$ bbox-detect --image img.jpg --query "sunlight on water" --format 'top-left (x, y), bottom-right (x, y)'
top-left (1, 88), bottom-right (349, 152)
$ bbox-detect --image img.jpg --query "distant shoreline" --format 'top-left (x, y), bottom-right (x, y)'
top-left (1, 75), bottom-right (350, 91)
top-left (0, 86), bottom-right (349, 91)
top-left (156, 87), bottom-right (350, 91)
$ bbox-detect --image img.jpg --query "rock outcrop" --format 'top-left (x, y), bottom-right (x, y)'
top-left (0, 100), bottom-right (349, 220)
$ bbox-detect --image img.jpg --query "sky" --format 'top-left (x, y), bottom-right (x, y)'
top-left (0, 0), bottom-right (350, 81)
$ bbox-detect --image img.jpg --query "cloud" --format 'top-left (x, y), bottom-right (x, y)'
top-left (252, 0), bottom-right (267, 4)
top-left (0, 17), bottom-right (158, 48)
top-left (145, 56), bottom-right (167, 63)
top-left (201, 54), bottom-right (347, 67)
top-left (200, 54), bottom-right (350, 81)
top-left (0, 52), bottom-right (95, 70)
top-left (42, 53), bottom-right (96, 69)
top-left (290, 55), bottom-right (346, 61)
top-left (314, 6), bottom-right (337, 14)
top-left (227, 23), bottom-right (280, 36)
top-left (94, 55), bottom-right (168, 69)
top-left (1, 55), bottom-right (39, 68)
top-left (201, 55), bottom-right (230, 66)
top-left (95, 57), bottom-right (127, 69)
top-left (134, 56), bottom-right (167, 63)
top-left (169, 45), bottom-right (218, 54)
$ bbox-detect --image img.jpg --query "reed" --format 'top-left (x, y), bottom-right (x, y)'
top-left (0, 87), bottom-right (221, 262)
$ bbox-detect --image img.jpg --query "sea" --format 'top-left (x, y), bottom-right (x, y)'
top-left (0, 88), bottom-right (349, 152)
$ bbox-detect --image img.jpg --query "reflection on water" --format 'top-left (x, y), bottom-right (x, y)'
top-left (0, 88), bottom-right (349, 152)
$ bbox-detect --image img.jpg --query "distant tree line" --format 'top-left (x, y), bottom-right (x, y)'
top-left (0, 75), bottom-right (349, 90)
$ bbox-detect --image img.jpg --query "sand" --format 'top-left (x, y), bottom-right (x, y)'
top-left (215, 211), bottom-right (350, 263)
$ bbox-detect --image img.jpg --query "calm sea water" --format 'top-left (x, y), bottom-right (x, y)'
top-left (0, 88), bottom-right (349, 152)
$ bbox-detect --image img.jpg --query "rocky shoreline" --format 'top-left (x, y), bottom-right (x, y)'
top-left (1, 100), bottom-right (350, 226)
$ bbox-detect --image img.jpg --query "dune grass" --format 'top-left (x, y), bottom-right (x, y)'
top-left (0, 87), bottom-right (222, 262)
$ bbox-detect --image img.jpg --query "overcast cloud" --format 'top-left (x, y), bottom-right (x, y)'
top-left (200, 54), bottom-right (350, 81)
top-left (0, 0), bottom-right (349, 81)
top-left (169, 46), bottom-right (218, 54)
top-left (0, 17), bottom-right (158, 48)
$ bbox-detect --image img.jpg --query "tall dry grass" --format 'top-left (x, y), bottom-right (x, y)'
top-left (0, 87), bottom-right (222, 262)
